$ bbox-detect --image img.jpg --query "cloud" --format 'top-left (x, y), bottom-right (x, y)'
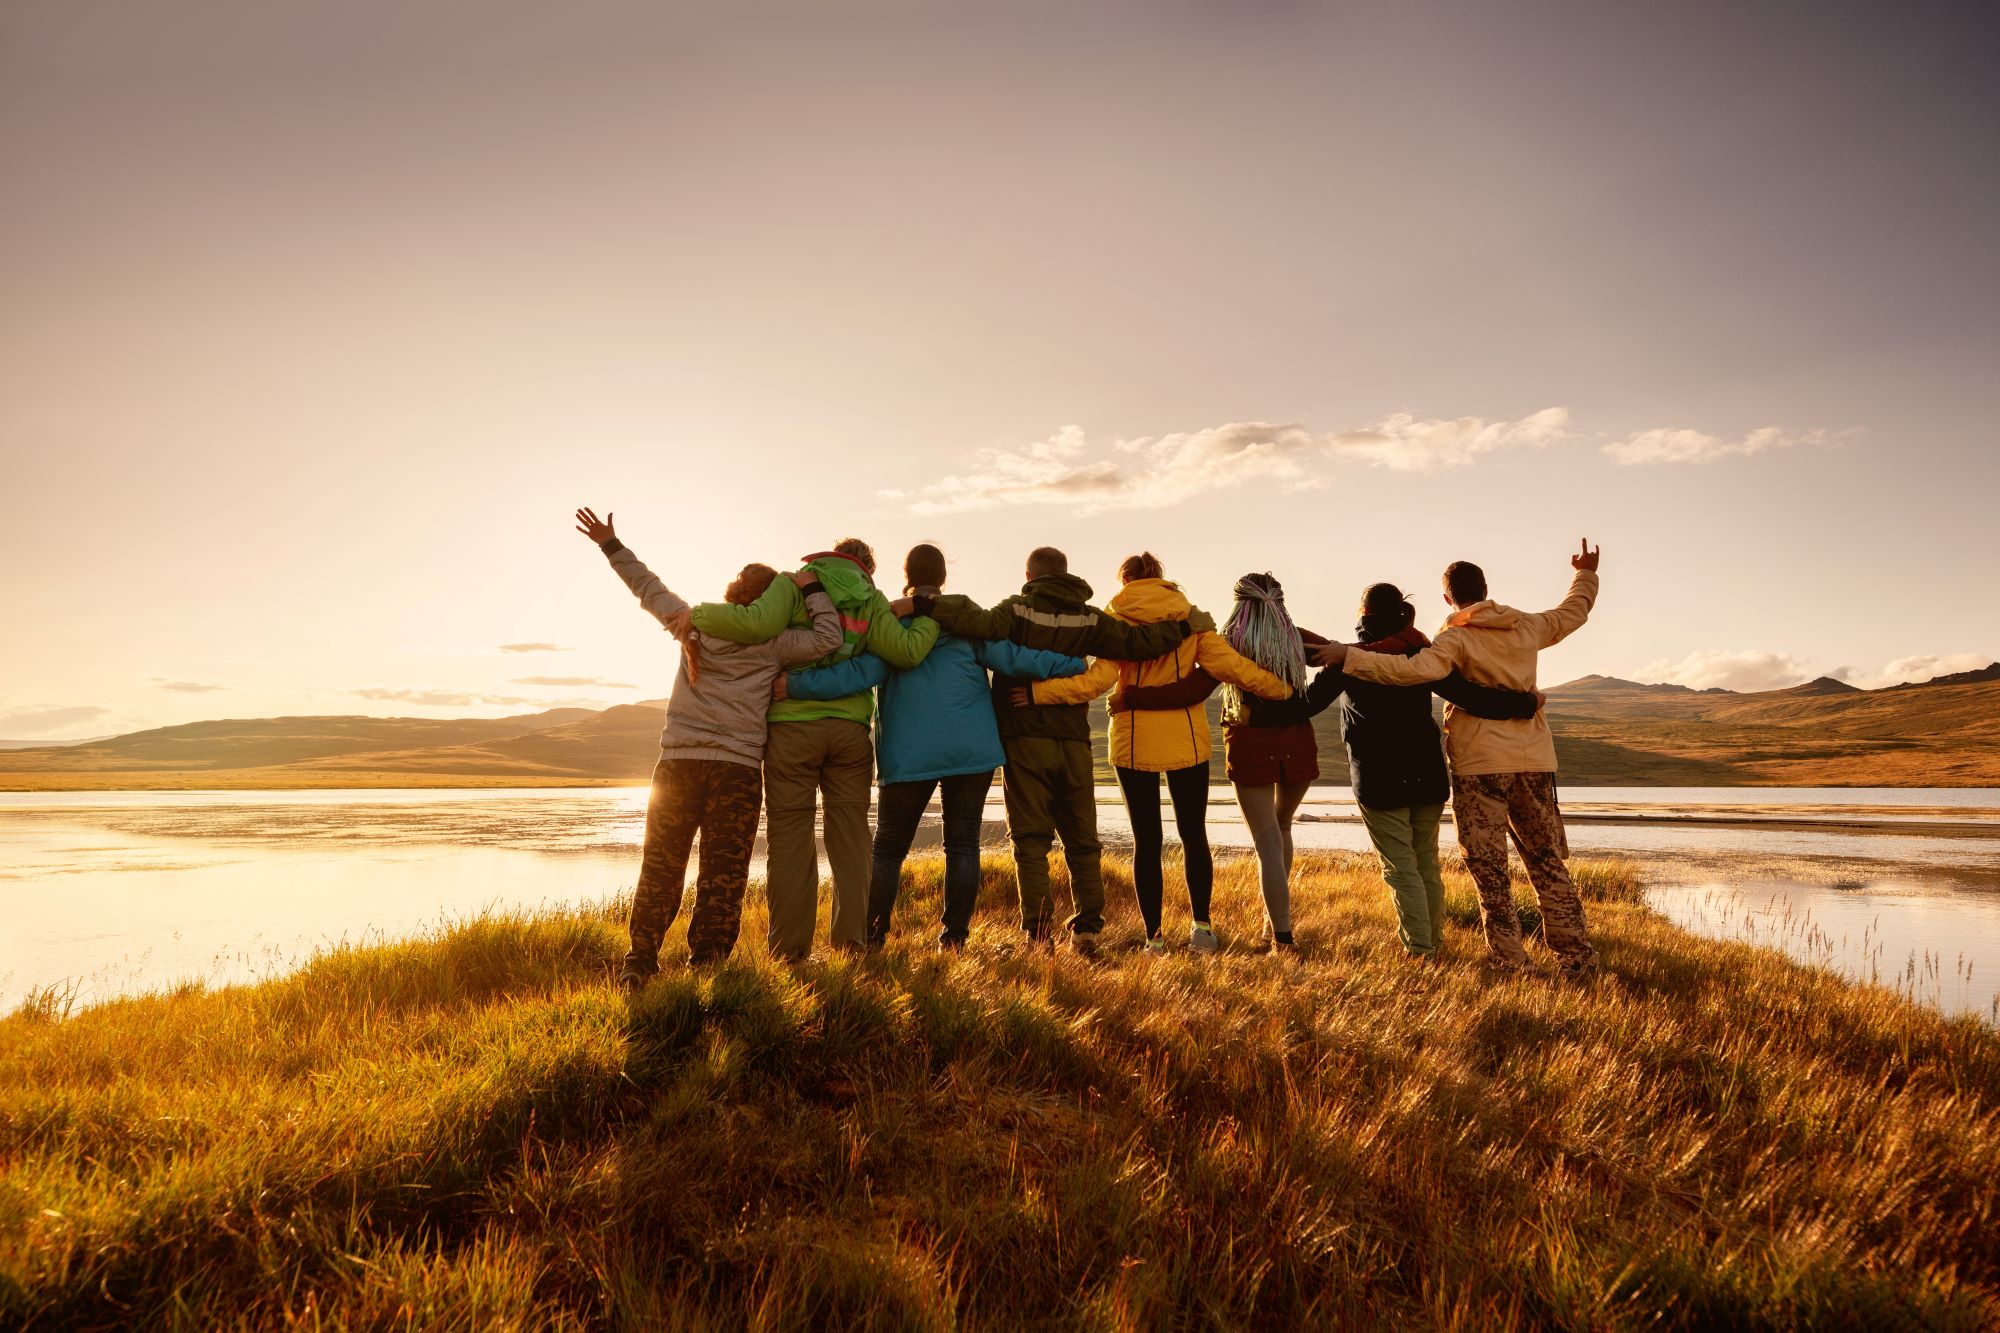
top-left (1836, 653), bottom-right (1994, 690)
top-left (153, 679), bottom-right (228, 693)
top-left (891, 408), bottom-right (1571, 514)
top-left (0, 704), bottom-right (114, 736)
top-left (498, 642), bottom-right (571, 653)
top-left (1635, 649), bottom-right (1814, 693)
top-left (350, 688), bottom-right (540, 708)
top-left (511, 676), bottom-right (636, 688)
top-left (1603, 425), bottom-right (1841, 466)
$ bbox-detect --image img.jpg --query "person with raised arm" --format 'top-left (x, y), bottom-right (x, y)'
top-left (1016, 553), bottom-right (1291, 956)
top-left (777, 543), bottom-right (1088, 951)
top-left (924, 545), bottom-right (1209, 955)
top-left (1118, 574), bottom-right (1540, 958)
top-left (681, 537), bottom-right (940, 962)
top-left (1311, 540), bottom-right (1603, 977)
top-left (573, 508), bottom-right (843, 986)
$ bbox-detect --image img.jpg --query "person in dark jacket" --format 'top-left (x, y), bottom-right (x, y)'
top-left (926, 546), bottom-right (1208, 953)
top-left (1118, 575), bottom-right (1538, 957)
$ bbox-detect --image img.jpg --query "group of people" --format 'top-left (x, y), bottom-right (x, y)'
top-left (572, 506), bottom-right (1605, 987)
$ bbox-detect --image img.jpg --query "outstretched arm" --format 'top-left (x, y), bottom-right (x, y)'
top-left (691, 575), bottom-right (802, 644)
top-left (771, 578), bottom-right (847, 667)
top-left (1433, 672), bottom-right (1542, 720)
top-left (1113, 668), bottom-right (1220, 714)
top-left (863, 597), bottom-right (941, 669)
top-left (1193, 634), bottom-right (1293, 701)
top-left (1025, 657), bottom-right (1120, 705)
top-left (1088, 613), bottom-right (1194, 662)
top-left (787, 652), bottom-right (893, 702)
top-left (1329, 636), bottom-right (1462, 686)
top-left (974, 638), bottom-right (1088, 682)
top-left (577, 508), bottom-right (692, 633)
top-left (925, 594), bottom-right (1016, 641)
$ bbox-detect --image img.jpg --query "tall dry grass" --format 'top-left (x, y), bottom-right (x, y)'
top-left (3, 849), bottom-right (1997, 1330)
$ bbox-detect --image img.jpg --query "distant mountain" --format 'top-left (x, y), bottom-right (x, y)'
top-left (1883, 662), bottom-right (2000, 691)
top-left (4, 672), bottom-right (1998, 790)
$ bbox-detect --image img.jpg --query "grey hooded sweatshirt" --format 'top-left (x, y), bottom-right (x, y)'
top-left (602, 540), bottom-right (843, 769)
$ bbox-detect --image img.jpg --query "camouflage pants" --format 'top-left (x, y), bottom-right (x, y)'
top-left (1450, 771), bottom-right (1598, 968)
top-left (626, 756), bottom-right (763, 972)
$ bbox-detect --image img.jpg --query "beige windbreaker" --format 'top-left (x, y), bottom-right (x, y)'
top-left (1336, 569), bottom-right (1598, 777)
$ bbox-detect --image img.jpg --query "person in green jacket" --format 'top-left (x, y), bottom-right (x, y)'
top-left (926, 546), bottom-right (1209, 955)
top-left (689, 537), bottom-right (941, 961)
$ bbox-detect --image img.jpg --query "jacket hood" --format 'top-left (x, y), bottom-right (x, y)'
top-left (1359, 625), bottom-right (1431, 655)
top-left (1022, 572), bottom-right (1095, 609)
top-left (1446, 600), bottom-right (1523, 631)
top-left (1106, 577), bottom-right (1192, 626)
top-left (802, 553), bottom-right (879, 609)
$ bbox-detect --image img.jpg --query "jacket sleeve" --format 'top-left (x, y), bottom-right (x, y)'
top-left (1028, 657), bottom-right (1120, 705)
top-left (1193, 633), bottom-right (1294, 700)
top-left (1301, 666), bottom-right (1348, 717)
top-left (691, 576), bottom-right (802, 644)
top-left (787, 652), bottom-right (892, 701)
top-left (1527, 570), bottom-right (1598, 648)
top-left (1339, 634), bottom-right (1463, 685)
top-left (975, 638), bottom-right (1087, 681)
top-left (1432, 671), bottom-right (1541, 719)
top-left (602, 541), bottom-right (690, 629)
top-left (1118, 667), bottom-right (1220, 711)
top-left (1088, 613), bottom-right (1191, 661)
top-left (863, 600), bottom-right (940, 669)
top-left (925, 594), bottom-right (1016, 641)
top-left (770, 587), bottom-right (846, 667)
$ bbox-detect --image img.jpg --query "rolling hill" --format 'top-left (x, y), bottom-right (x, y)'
top-left (2, 668), bottom-right (1996, 790)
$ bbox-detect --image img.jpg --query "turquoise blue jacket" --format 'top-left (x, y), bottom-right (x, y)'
top-left (787, 627), bottom-right (1085, 785)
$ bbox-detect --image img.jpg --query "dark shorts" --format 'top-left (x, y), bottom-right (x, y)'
top-left (1224, 722), bottom-right (1320, 786)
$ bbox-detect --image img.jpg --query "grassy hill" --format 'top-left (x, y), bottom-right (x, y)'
top-left (4, 667), bottom-right (1998, 790)
top-left (5, 852), bottom-right (1997, 1328)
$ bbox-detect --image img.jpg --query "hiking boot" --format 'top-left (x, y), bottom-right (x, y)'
top-left (1142, 935), bottom-right (1170, 958)
top-left (617, 964), bottom-right (652, 994)
top-left (1069, 931), bottom-right (1101, 960)
top-left (936, 931), bottom-right (967, 954)
top-left (1271, 936), bottom-right (1302, 960)
top-left (1559, 957), bottom-right (1603, 981)
top-left (1188, 924), bottom-right (1221, 955)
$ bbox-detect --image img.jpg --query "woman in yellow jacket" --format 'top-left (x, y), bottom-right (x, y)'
top-left (1018, 553), bottom-right (1292, 955)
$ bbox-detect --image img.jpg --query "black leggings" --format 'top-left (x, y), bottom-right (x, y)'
top-left (1115, 763), bottom-right (1213, 937)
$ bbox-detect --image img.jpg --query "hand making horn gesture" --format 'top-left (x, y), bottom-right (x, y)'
top-left (1572, 537), bottom-right (1602, 572)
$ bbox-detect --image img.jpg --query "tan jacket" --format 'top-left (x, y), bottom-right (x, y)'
top-left (1337, 570), bottom-right (1597, 776)
top-left (1030, 578), bottom-right (1291, 773)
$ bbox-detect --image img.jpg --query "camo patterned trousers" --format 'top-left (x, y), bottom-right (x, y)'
top-left (1450, 771), bottom-right (1598, 968)
top-left (626, 756), bottom-right (763, 972)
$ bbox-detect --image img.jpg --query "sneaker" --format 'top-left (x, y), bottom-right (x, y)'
top-left (1271, 937), bottom-right (1301, 959)
top-left (1559, 957), bottom-right (1603, 981)
top-left (936, 932), bottom-right (966, 954)
top-left (617, 965), bottom-right (651, 994)
top-left (1188, 924), bottom-right (1221, 955)
top-left (1070, 931), bottom-right (1101, 959)
top-left (1143, 935), bottom-right (1170, 958)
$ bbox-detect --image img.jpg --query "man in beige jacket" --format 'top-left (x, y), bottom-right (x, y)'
top-left (1313, 539), bottom-right (1602, 976)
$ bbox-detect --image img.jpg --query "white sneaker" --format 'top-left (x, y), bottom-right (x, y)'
top-left (1188, 924), bottom-right (1221, 955)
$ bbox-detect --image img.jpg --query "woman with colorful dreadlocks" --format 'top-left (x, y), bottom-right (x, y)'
top-left (1118, 577), bottom-right (1542, 959)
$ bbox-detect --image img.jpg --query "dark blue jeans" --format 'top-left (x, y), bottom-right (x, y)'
top-left (868, 769), bottom-right (997, 945)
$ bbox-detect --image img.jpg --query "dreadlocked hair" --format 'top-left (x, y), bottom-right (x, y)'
top-left (1220, 572), bottom-right (1307, 724)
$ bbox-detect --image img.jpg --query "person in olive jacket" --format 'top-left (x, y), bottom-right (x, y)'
top-left (925, 546), bottom-right (1208, 954)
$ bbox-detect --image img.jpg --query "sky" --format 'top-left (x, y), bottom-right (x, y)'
top-left (3, 0), bottom-right (1997, 739)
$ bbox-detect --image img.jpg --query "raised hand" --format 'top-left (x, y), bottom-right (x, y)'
top-left (574, 507), bottom-right (616, 544)
top-left (1571, 537), bottom-right (1601, 572)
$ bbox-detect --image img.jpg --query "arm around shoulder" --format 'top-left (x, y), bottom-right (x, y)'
top-left (1028, 657), bottom-right (1119, 705)
top-left (772, 586), bottom-right (846, 666)
top-left (1341, 637), bottom-right (1460, 686)
top-left (691, 576), bottom-right (801, 644)
top-left (1433, 671), bottom-right (1541, 720)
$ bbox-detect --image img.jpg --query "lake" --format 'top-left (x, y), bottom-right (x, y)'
top-left (4, 786), bottom-right (1998, 1020)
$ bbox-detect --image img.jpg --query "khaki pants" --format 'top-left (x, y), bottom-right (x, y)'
top-left (1450, 772), bottom-right (1597, 967)
top-left (1000, 734), bottom-right (1104, 938)
top-left (763, 718), bottom-right (874, 960)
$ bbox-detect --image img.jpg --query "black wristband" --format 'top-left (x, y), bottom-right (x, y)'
top-left (798, 580), bottom-right (826, 599)
top-left (1179, 620), bottom-right (1196, 638)
top-left (600, 537), bottom-right (626, 555)
top-left (911, 594), bottom-right (936, 617)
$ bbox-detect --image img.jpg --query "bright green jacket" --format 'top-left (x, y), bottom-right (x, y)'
top-left (691, 554), bottom-right (939, 724)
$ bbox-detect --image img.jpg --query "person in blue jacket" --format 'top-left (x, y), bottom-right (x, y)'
top-left (780, 543), bottom-right (1087, 950)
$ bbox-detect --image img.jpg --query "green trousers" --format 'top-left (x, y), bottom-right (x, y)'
top-left (999, 734), bottom-right (1105, 938)
top-left (763, 718), bottom-right (875, 960)
top-left (1359, 801), bottom-right (1447, 957)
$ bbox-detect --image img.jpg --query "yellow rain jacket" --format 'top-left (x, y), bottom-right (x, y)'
top-left (1028, 578), bottom-right (1292, 773)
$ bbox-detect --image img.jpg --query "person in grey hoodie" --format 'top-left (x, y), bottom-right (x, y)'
top-left (574, 508), bottom-right (842, 986)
